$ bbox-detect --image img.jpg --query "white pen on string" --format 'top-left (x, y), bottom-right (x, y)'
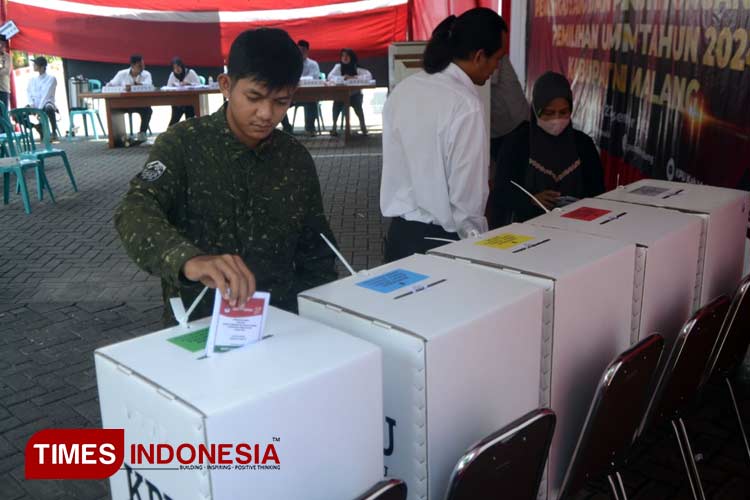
top-left (187, 286), bottom-right (210, 319)
top-left (320, 233), bottom-right (356, 276)
top-left (423, 237), bottom-right (456, 243)
top-left (511, 180), bottom-right (550, 213)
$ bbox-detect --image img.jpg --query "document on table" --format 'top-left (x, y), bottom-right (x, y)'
top-left (205, 290), bottom-right (270, 357)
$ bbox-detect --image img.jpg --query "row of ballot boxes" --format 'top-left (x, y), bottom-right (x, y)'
top-left (96, 181), bottom-right (749, 500)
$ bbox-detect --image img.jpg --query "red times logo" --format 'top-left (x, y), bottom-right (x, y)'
top-left (25, 429), bottom-right (125, 479)
top-left (25, 428), bottom-right (281, 480)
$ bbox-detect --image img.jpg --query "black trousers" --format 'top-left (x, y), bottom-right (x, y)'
top-left (42, 103), bottom-right (59, 136)
top-left (281, 103), bottom-right (318, 132)
top-left (119, 107), bottom-right (152, 133)
top-left (169, 105), bottom-right (195, 126)
top-left (384, 217), bottom-right (459, 263)
top-left (332, 93), bottom-right (365, 131)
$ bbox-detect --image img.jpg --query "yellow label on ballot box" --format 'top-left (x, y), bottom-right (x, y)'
top-left (476, 233), bottom-right (535, 250)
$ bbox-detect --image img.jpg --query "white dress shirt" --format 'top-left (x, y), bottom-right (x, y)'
top-left (167, 68), bottom-right (201, 87)
top-left (380, 63), bottom-right (489, 237)
top-left (28, 72), bottom-right (57, 108)
top-left (107, 68), bottom-right (153, 86)
top-left (302, 58), bottom-right (320, 79)
top-left (327, 64), bottom-right (373, 81)
top-left (490, 56), bottom-right (529, 138)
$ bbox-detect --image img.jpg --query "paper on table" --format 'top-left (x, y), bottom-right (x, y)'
top-left (205, 290), bottom-right (270, 357)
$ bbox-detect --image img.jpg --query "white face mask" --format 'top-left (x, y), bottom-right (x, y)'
top-left (537, 117), bottom-right (570, 136)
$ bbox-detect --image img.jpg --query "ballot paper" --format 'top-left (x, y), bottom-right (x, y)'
top-left (205, 290), bottom-right (270, 356)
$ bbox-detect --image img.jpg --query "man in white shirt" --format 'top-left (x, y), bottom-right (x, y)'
top-left (106, 54), bottom-right (153, 141)
top-left (281, 39), bottom-right (320, 136)
top-left (380, 9), bottom-right (507, 261)
top-left (27, 57), bottom-right (60, 140)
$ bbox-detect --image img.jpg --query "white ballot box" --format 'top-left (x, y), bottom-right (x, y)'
top-left (529, 197), bottom-right (701, 351)
top-left (428, 224), bottom-right (636, 499)
top-left (599, 179), bottom-right (749, 306)
top-left (96, 307), bottom-right (383, 500)
top-left (298, 254), bottom-right (547, 500)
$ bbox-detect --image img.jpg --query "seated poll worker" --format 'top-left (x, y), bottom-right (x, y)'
top-left (27, 56), bottom-right (61, 141)
top-left (380, 8), bottom-right (508, 262)
top-left (115, 29), bottom-right (338, 325)
top-left (493, 71), bottom-right (605, 223)
top-left (328, 49), bottom-right (372, 136)
top-left (166, 56), bottom-right (201, 126)
top-left (280, 39), bottom-right (320, 136)
top-left (106, 54), bottom-right (153, 142)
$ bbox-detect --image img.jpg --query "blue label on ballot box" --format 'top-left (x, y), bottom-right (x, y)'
top-left (357, 269), bottom-right (429, 294)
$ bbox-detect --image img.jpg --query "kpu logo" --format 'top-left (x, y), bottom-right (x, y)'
top-left (25, 429), bottom-right (125, 479)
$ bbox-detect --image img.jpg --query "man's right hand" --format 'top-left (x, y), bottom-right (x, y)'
top-left (534, 190), bottom-right (561, 210)
top-left (182, 255), bottom-right (256, 307)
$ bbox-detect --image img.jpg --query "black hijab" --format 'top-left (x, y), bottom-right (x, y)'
top-left (525, 71), bottom-right (583, 197)
top-left (172, 57), bottom-right (188, 82)
top-left (340, 49), bottom-right (359, 76)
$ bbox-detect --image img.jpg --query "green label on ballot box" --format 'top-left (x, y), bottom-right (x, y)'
top-left (168, 328), bottom-right (209, 352)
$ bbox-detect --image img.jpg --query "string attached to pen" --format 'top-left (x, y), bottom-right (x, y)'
top-left (511, 180), bottom-right (550, 213)
top-left (320, 233), bottom-right (356, 276)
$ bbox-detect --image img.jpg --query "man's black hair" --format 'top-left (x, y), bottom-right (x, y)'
top-left (130, 54), bottom-right (143, 65)
top-left (227, 29), bottom-right (303, 90)
top-left (297, 39), bottom-right (310, 50)
top-left (33, 56), bottom-right (48, 68)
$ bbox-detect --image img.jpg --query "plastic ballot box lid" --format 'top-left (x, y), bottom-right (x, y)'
top-left (529, 197), bottom-right (701, 348)
top-left (428, 224), bottom-right (636, 499)
top-left (530, 197), bottom-right (703, 247)
top-left (599, 179), bottom-right (749, 306)
top-left (599, 179), bottom-right (748, 215)
top-left (429, 222), bottom-right (635, 281)
top-left (299, 253), bottom-right (546, 500)
top-left (299, 252), bottom-right (545, 340)
top-left (96, 307), bottom-right (383, 500)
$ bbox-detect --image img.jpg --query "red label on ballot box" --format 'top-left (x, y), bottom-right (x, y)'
top-left (561, 207), bottom-right (611, 221)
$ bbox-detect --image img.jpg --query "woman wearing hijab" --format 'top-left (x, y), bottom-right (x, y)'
top-left (327, 49), bottom-right (372, 136)
top-left (166, 56), bottom-right (201, 126)
top-left (492, 71), bottom-right (604, 224)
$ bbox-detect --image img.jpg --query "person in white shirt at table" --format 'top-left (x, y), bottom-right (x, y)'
top-left (380, 8), bottom-right (508, 262)
top-left (106, 54), bottom-right (153, 141)
top-left (281, 39), bottom-right (320, 136)
top-left (327, 48), bottom-right (372, 136)
top-left (166, 56), bottom-right (201, 126)
top-left (27, 56), bottom-right (60, 140)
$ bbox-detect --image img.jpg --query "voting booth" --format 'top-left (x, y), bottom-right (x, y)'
top-left (599, 179), bottom-right (749, 307)
top-left (96, 307), bottom-right (383, 500)
top-left (428, 224), bottom-right (636, 499)
top-left (529, 198), bottom-right (702, 351)
top-left (298, 254), bottom-right (547, 500)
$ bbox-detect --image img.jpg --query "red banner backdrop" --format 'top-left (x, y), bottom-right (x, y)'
top-left (527, 0), bottom-right (750, 190)
top-left (7, 0), bottom-right (408, 65)
top-left (409, 0), bottom-right (498, 40)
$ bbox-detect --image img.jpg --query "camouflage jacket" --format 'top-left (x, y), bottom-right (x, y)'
top-left (114, 105), bottom-right (338, 323)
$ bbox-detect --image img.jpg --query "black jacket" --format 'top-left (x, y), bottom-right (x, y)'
top-left (493, 121), bottom-right (605, 224)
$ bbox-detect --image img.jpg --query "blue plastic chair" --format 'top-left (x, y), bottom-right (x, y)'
top-left (0, 116), bottom-right (45, 214)
top-left (69, 79), bottom-right (106, 140)
top-left (11, 108), bottom-right (77, 198)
